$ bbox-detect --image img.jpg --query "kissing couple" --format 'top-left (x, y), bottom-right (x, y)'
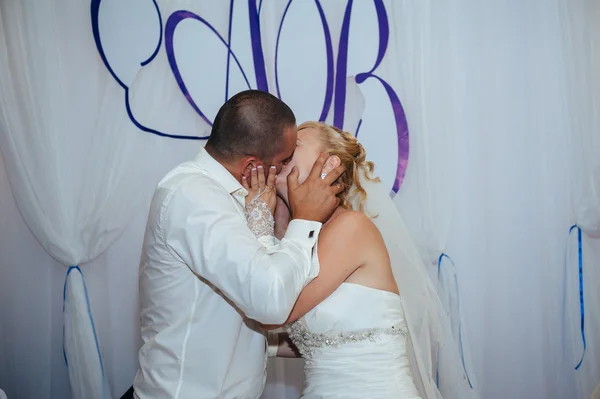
top-left (131, 90), bottom-right (478, 399)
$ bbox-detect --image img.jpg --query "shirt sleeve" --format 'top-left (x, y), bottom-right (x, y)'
top-left (163, 176), bottom-right (321, 324)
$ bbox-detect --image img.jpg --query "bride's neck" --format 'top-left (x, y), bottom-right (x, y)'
top-left (324, 206), bottom-right (347, 227)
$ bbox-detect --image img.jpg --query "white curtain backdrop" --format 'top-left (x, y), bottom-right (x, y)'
top-left (1, 1), bottom-right (599, 399)
top-left (560, 1), bottom-right (600, 397)
top-left (386, 1), bottom-right (477, 385)
top-left (0, 1), bottom-right (163, 397)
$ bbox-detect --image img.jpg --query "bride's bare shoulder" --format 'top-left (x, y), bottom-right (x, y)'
top-left (323, 209), bottom-right (378, 237)
top-left (319, 210), bottom-right (382, 265)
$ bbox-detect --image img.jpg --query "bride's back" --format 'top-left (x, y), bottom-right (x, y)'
top-left (324, 208), bottom-right (399, 296)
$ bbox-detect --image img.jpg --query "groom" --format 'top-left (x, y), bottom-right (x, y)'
top-left (132, 90), bottom-right (344, 399)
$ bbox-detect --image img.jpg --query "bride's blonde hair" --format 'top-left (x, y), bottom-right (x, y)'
top-left (298, 121), bottom-right (379, 213)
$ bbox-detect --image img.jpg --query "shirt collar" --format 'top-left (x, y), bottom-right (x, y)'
top-left (195, 147), bottom-right (248, 203)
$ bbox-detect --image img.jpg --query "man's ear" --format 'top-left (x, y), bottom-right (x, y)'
top-left (322, 155), bottom-right (341, 176)
top-left (241, 156), bottom-right (260, 179)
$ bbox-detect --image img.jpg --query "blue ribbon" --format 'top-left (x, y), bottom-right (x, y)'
top-left (568, 225), bottom-right (586, 370)
top-left (63, 266), bottom-right (107, 396)
top-left (436, 253), bottom-right (473, 389)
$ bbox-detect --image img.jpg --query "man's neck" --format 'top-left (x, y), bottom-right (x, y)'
top-left (205, 145), bottom-right (242, 184)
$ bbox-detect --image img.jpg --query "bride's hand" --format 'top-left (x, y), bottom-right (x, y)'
top-left (242, 165), bottom-right (277, 214)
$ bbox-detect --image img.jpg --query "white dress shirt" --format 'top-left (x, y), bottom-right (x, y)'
top-left (133, 148), bottom-right (321, 399)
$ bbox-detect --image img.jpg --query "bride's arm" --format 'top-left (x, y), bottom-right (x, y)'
top-left (268, 331), bottom-right (301, 358)
top-left (262, 211), bottom-right (371, 330)
top-left (274, 196), bottom-right (291, 240)
top-left (246, 192), bottom-right (303, 357)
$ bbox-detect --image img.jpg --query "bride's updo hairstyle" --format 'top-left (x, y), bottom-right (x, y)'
top-left (297, 121), bottom-right (379, 213)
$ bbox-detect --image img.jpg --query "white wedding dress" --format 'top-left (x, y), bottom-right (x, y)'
top-left (287, 282), bottom-right (422, 399)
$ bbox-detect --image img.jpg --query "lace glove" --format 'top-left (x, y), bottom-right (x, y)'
top-left (242, 165), bottom-right (277, 238)
top-left (245, 196), bottom-right (275, 238)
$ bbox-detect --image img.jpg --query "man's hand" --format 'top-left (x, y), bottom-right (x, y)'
top-left (287, 153), bottom-right (346, 223)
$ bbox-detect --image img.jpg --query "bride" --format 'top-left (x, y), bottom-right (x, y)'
top-left (242, 121), bottom-right (478, 399)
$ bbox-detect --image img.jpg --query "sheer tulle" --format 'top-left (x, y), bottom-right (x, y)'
top-left (350, 175), bottom-right (479, 399)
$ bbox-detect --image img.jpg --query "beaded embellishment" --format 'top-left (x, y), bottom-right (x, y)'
top-left (287, 321), bottom-right (408, 359)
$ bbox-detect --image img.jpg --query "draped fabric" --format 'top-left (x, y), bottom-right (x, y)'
top-left (0, 1), bottom-right (159, 397)
top-left (0, 1), bottom-right (599, 398)
top-left (559, 1), bottom-right (600, 397)
top-left (386, 1), bottom-right (477, 384)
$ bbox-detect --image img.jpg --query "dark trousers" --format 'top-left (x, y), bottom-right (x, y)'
top-left (120, 386), bottom-right (134, 399)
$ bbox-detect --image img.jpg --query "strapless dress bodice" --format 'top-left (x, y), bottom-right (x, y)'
top-left (288, 283), bottom-right (421, 399)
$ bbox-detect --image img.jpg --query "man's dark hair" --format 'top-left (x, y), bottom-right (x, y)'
top-left (206, 90), bottom-right (296, 161)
